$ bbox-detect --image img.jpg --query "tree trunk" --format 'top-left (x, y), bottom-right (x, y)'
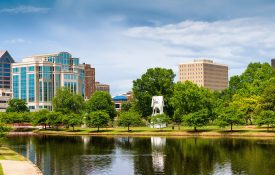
top-left (44, 124), bottom-right (47, 130)
top-left (249, 118), bottom-right (253, 125)
top-left (73, 126), bottom-right (74, 132)
top-left (194, 127), bottom-right (197, 132)
top-left (128, 124), bottom-right (130, 132)
top-left (98, 126), bottom-right (99, 132)
top-left (230, 123), bottom-right (233, 131)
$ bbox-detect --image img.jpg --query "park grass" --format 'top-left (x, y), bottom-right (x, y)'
top-left (0, 147), bottom-right (26, 161)
top-left (32, 125), bottom-right (275, 137)
top-left (0, 163), bottom-right (3, 175)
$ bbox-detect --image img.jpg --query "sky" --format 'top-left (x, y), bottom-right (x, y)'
top-left (1, 0), bottom-right (275, 95)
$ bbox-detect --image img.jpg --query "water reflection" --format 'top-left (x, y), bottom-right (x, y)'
top-left (5, 135), bottom-right (275, 175)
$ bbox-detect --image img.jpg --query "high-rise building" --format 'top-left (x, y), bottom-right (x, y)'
top-left (11, 52), bottom-right (85, 111)
top-left (0, 50), bottom-right (15, 89)
top-left (95, 82), bottom-right (110, 93)
top-left (84, 64), bottom-right (96, 99)
top-left (272, 59), bottom-right (275, 69)
top-left (179, 59), bottom-right (228, 91)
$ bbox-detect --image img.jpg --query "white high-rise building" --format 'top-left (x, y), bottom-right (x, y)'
top-left (11, 52), bottom-right (85, 111)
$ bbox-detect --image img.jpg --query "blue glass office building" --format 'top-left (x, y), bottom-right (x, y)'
top-left (0, 50), bottom-right (15, 89)
top-left (11, 52), bottom-right (85, 111)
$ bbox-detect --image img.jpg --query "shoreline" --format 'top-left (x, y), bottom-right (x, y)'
top-left (8, 129), bottom-right (275, 138)
top-left (0, 146), bottom-right (43, 175)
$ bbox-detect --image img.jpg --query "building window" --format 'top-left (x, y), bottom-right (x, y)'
top-left (28, 74), bottom-right (35, 102)
top-left (28, 66), bottom-right (35, 72)
top-left (20, 67), bottom-right (27, 100)
top-left (13, 75), bottom-right (19, 98)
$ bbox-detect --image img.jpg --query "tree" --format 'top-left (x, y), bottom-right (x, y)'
top-left (46, 112), bottom-right (63, 130)
top-left (183, 109), bottom-right (210, 132)
top-left (32, 109), bottom-right (49, 130)
top-left (255, 110), bottom-right (275, 129)
top-left (63, 113), bottom-right (83, 131)
top-left (171, 81), bottom-right (215, 131)
top-left (6, 99), bottom-right (29, 112)
top-left (0, 123), bottom-right (11, 138)
top-left (150, 114), bottom-right (170, 130)
top-left (52, 87), bottom-right (85, 114)
top-left (117, 111), bottom-right (142, 131)
top-left (121, 101), bottom-right (133, 112)
top-left (215, 105), bottom-right (244, 131)
top-left (86, 91), bottom-right (116, 120)
top-left (231, 94), bottom-right (260, 125)
top-left (226, 63), bottom-right (275, 98)
top-left (86, 111), bottom-right (110, 132)
top-left (260, 83), bottom-right (275, 111)
top-left (132, 68), bottom-right (175, 117)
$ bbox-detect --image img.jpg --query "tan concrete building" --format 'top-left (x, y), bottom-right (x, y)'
top-left (179, 59), bottom-right (228, 91)
top-left (84, 64), bottom-right (96, 99)
top-left (0, 89), bottom-right (12, 112)
top-left (95, 82), bottom-right (110, 93)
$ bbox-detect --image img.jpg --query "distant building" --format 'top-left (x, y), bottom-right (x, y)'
top-left (112, 91), bottom-right (133, 111)
top-left (11, 52), bottom-right (85, 111)
top-left (179, 59), bottom-right (228, 91)
top-left (0, 89), bottom-right (12, 112)
top-left (112, 95), bottom-right (128, 111)
top-left (84, 64), bottom-right (96, 99)
top-left (95, 82), bottom-right (110, 93)
top-left (0, 50), bottom-right (15, 89)
top-left (272, 59), bottom-right (275, 69)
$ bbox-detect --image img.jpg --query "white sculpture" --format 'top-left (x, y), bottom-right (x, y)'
top-left (151, 96), bottom-right (164, 116)
top-left (150, 96), bottom-right (166, 128)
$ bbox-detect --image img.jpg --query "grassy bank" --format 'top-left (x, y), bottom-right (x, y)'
top-left (32, 125), bottom-right (275, 137)
top-left (0, 147), bottom-right (26, 161)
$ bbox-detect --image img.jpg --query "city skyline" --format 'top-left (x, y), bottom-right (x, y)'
top-left (1, 0), bottom-right (275, 95)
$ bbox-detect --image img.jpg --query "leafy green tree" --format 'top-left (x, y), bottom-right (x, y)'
top-left (52, 87), bottom-right (85, 114)
top-left (0, 123), bottom-right (11, 138)
top-left (63, 113), bottom-right (83, 131)
top-left (32, 109), bottom-right (49, 129)
top-left (215, 105), bottom-right (244, 131)
top-left (231, 94), bottom-right (260, 125)
top-left (260, 83), bottom-right (275, 111)
top-left (171, 81), bottom-right (215, 131)
top-left (46, 112), bottom-right (63, 130)
top-left (132, 67), bottom-right (175, 117)
top-left (86, 91), bottom-right (116, 120)
top-left (225, 63), bottom-right (275, 99)
top-left (117, 111), bottom-right (142, 131)
top-left (150, 114), bottom-right (170, 130)
top-left (86, 111), bottom-right (110, 132)
top-left (183, 109), bottom-right (210, 132)
top-left (121, 101), bottom-right (133, 112)
top-left (255, 110), bottom-right (275, 129)
top-left (6, 99), bottom-right (29, 112)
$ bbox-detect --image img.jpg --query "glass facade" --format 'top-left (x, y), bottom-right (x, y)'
top-left (28, 74), bottom-right (35, 102)
top-left (0, 51), bottom-right (15, 88)
top-left (12, 52), bottom-right (85, 111)
top-left (20, 67), bottom-right (27, 100)
top-left (13, 75), bottom-right (19, 98)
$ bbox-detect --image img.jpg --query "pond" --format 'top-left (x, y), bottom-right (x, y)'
top-left (4, 135), bottom-right (275, 175)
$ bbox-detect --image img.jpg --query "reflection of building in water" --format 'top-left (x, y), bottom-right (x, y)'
top-left (151, 137), bottom-right (166, 173)
top-left (81, 136), bottom-right (91, 149)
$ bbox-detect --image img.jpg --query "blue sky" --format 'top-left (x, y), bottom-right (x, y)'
top-left (1, 0), bottom-right (275, 95)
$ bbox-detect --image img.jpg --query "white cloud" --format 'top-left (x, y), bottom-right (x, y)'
top-left (11, 17), bottom-right (275, 95)
top-left (3, 38), bottom-right (26, 44)
top-left (0, 6), bottom-right (49, 14)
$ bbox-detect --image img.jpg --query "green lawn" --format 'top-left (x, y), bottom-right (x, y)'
top-left (0, 163), bottom-right (3, 175)
top-left (34, 125), bottom-right (275, 137)
top-left (0, 147), bottom-right (25, 161)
